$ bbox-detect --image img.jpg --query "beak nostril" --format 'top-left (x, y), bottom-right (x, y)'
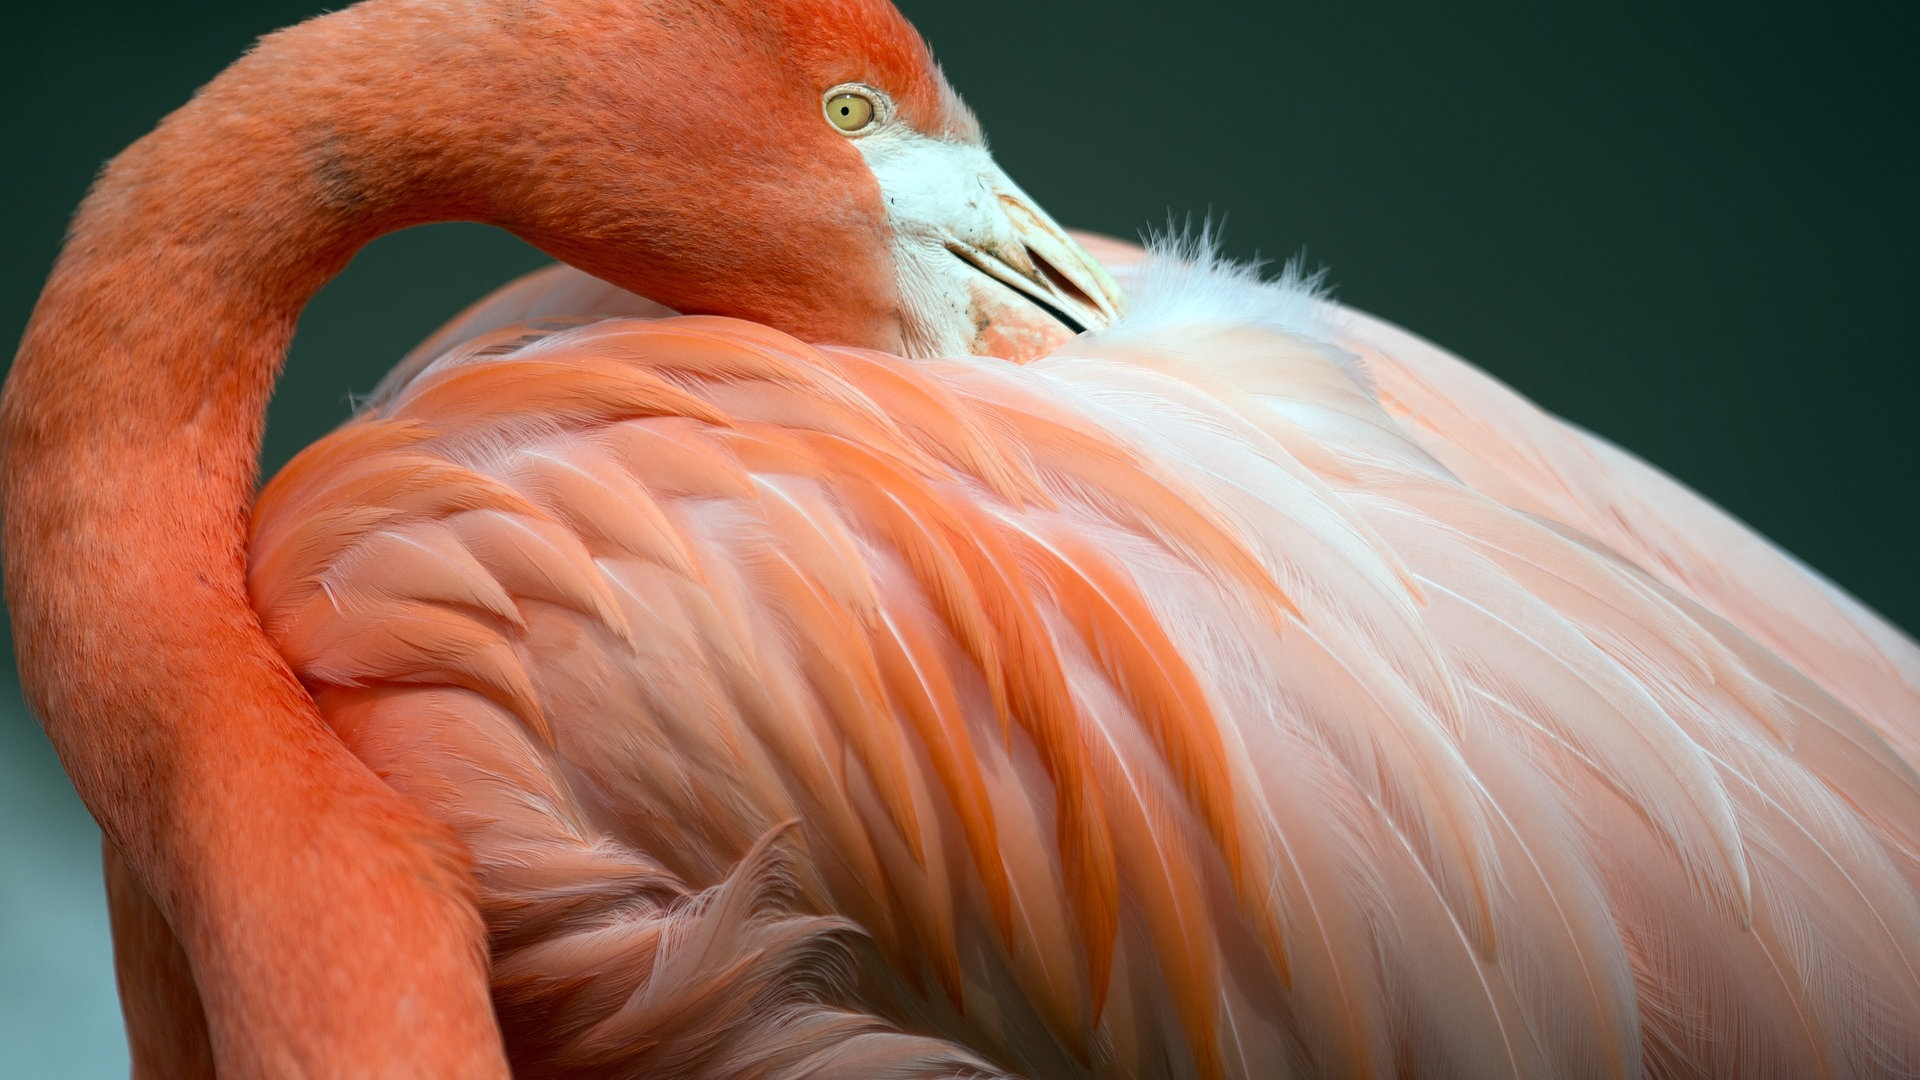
top-left (1027, 245), bottom-right (1101, 316)
top-left (944, 237), bottom-right (1097, 338)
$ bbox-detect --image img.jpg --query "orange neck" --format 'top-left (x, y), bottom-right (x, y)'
top-left (0, 0), bottom-right (934, 1067)
top-left (1, 6), bottom-right (506, 1074)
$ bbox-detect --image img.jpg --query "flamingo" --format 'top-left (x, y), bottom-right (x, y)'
top-left (6, 1), bottom-right (1918, 1078)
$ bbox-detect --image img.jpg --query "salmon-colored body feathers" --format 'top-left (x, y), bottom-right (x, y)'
top-left (5, 1), bottom-right (1917, 1077)
top-left (246, 251), bottom-right (1920, 1077)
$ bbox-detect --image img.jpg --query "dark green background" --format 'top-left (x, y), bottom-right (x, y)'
top-left (3, 1), bottom-right (1915, 1070)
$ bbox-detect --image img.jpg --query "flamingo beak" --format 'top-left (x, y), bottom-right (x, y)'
top-left (945, 174), bottom-right (1129, 363)
top-left (858, 134), bottom-right (1128, 362)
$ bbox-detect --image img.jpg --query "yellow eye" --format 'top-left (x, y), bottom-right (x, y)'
top-left (824, 90), bottom-right (878, 133)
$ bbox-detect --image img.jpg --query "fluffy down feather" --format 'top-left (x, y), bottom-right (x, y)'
top-left (249, 241), bottom-right (1920, 1079)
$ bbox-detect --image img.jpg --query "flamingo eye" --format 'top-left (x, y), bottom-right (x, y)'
top-left (823, 86), bottom-right (882, 134)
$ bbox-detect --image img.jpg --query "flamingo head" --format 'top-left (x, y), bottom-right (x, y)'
top-left (427, 0), bottom-right (1126, 362)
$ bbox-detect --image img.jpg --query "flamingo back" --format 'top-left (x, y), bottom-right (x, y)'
top-left (248, 251), bottom-right (1920, 1079)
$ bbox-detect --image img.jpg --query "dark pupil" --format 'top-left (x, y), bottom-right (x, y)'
top-left (840, 105), bottom-right (851, 116)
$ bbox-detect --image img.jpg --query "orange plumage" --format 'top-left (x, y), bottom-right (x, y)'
top-left (6, 1), bottom-right (1917, 1078)
top-left (239, 249), bottom-right (1920, 1077)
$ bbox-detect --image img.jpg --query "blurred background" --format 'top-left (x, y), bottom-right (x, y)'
top-left (5, 0), bottom-right (1915, 1072)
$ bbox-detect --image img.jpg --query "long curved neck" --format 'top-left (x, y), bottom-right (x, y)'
top-left (2, 5), bottom-right (512, 1074)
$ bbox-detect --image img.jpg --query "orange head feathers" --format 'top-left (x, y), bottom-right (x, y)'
top-left (154, 0), bottom-right (1122, 361)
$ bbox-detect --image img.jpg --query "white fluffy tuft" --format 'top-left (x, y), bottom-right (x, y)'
top-left (1075, 218), bottom-right (1375, 391)
top-left (1121, 221), bottom-right (1331, 337)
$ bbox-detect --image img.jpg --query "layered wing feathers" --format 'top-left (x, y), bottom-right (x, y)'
top-left (248, 254), bottom-right (1920, 1079)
